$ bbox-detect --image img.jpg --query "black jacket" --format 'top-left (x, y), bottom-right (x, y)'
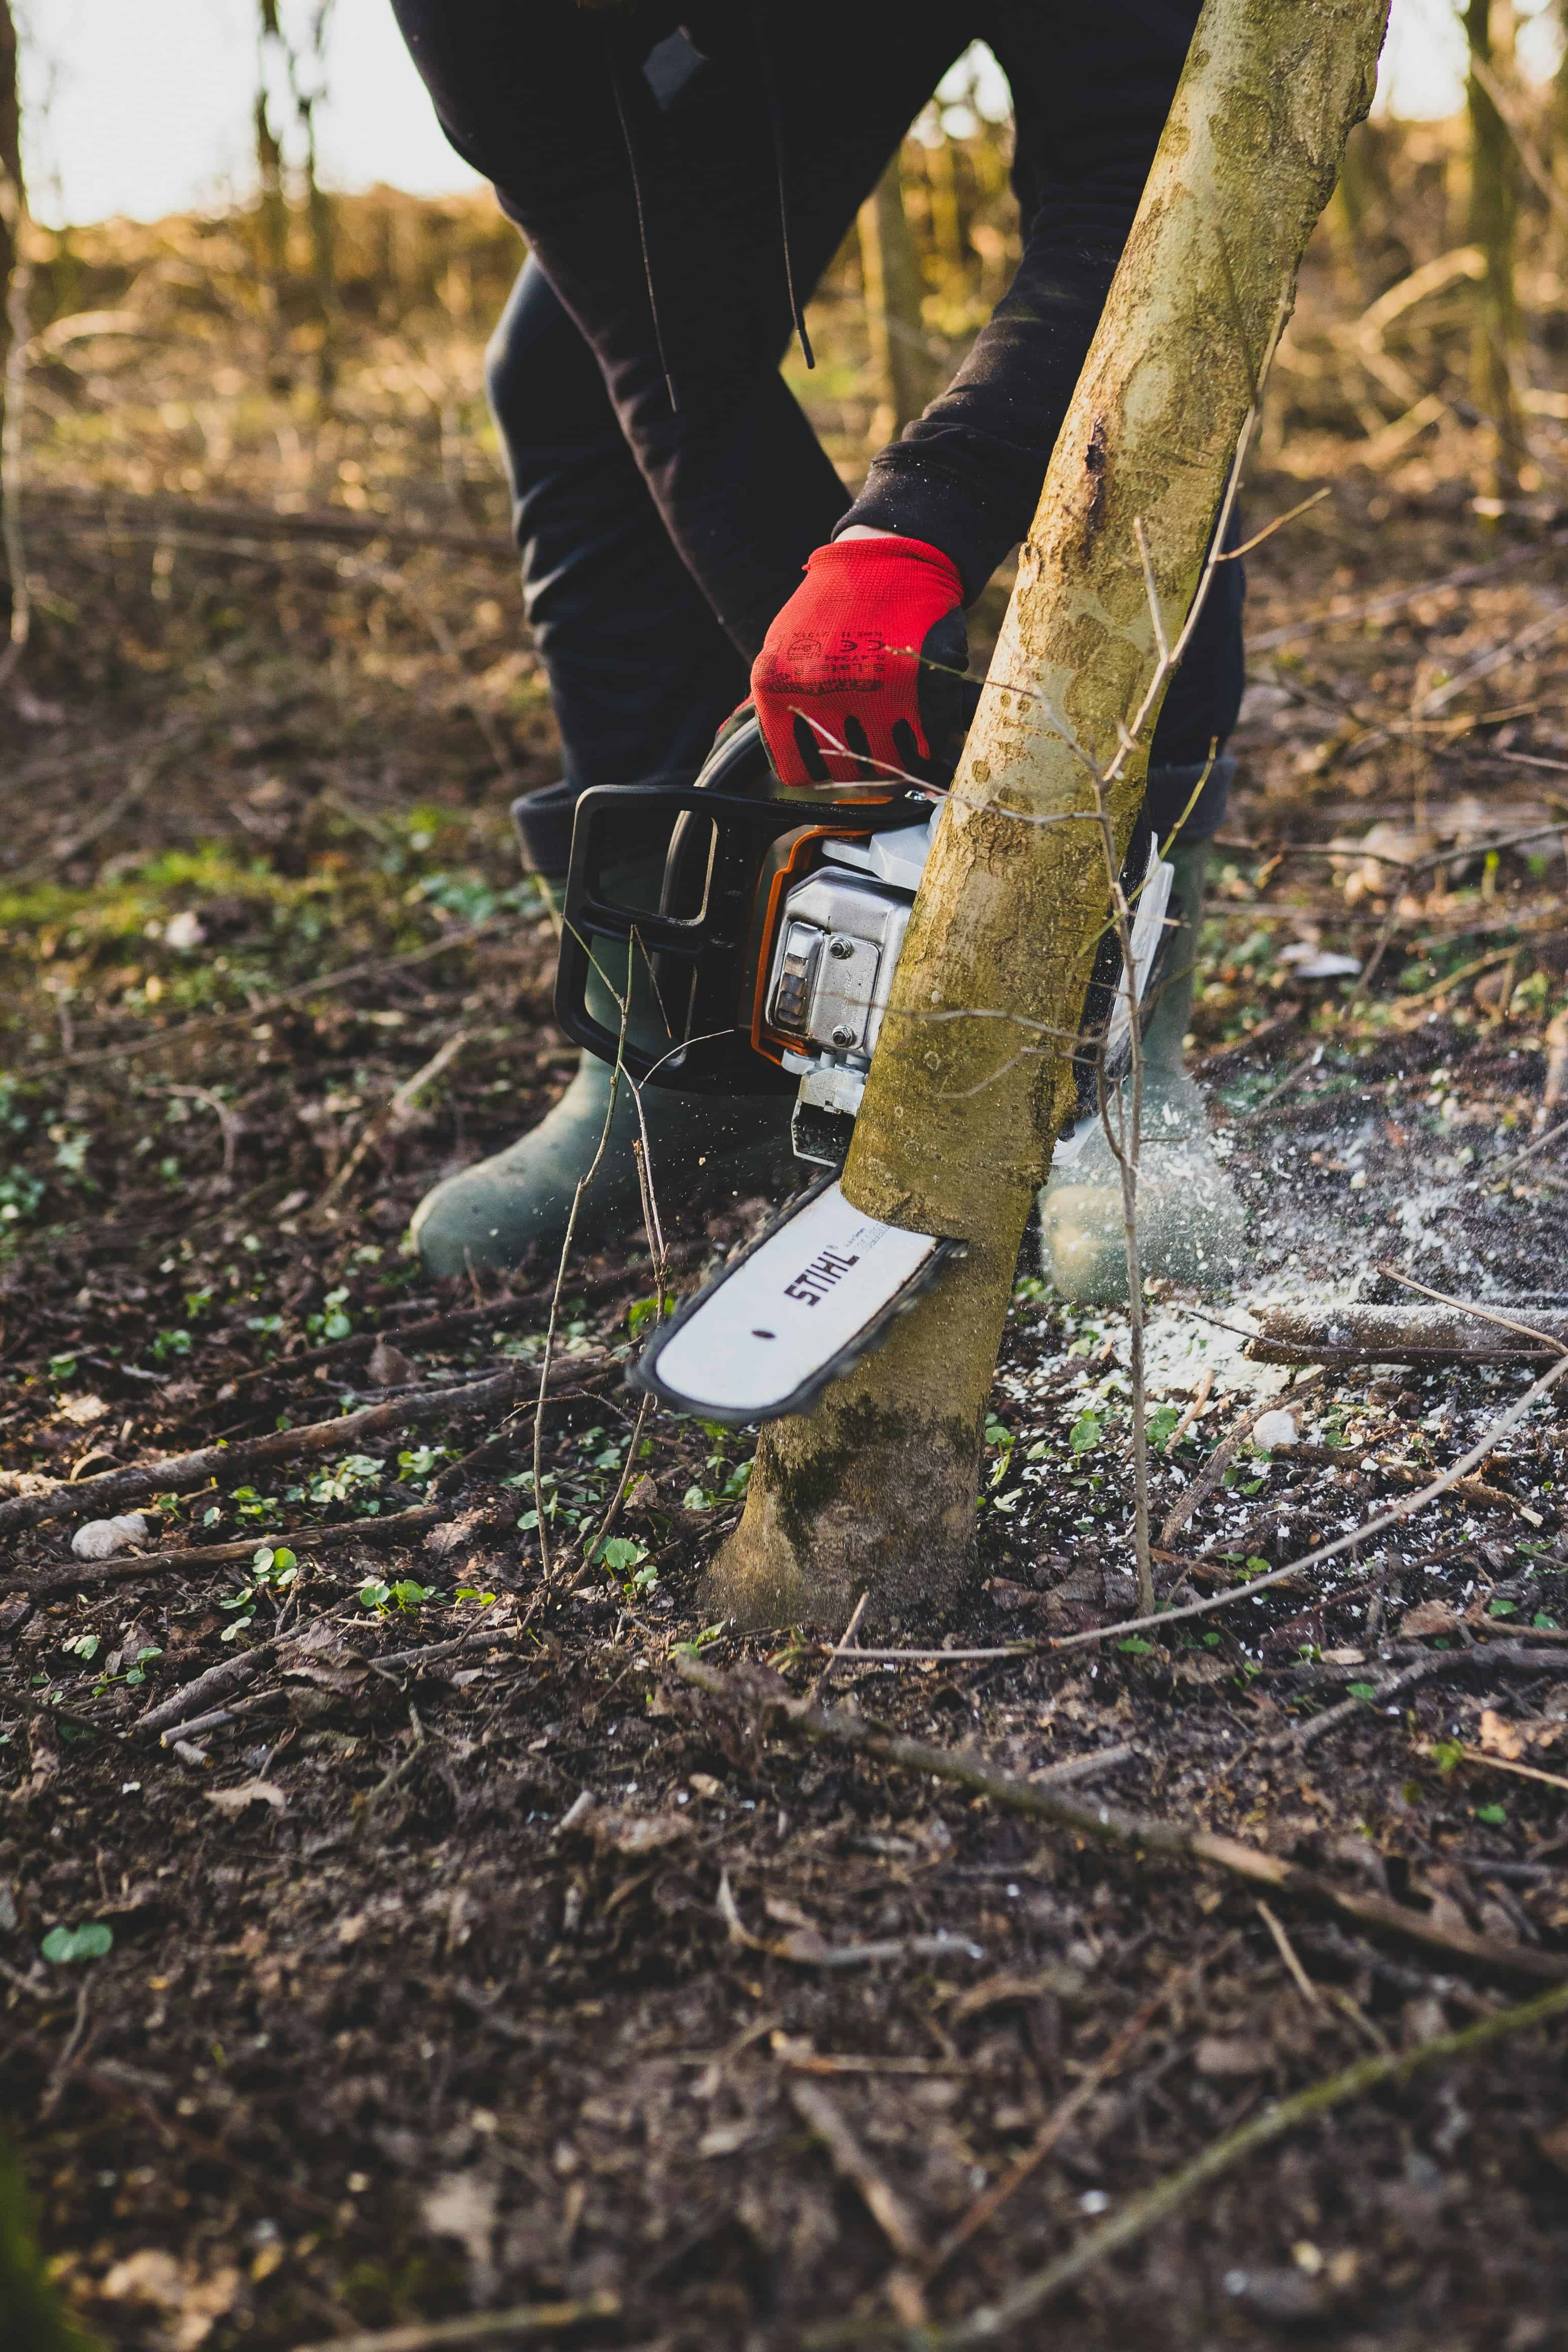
top-left (391, 0), bottom-right (1201, 652)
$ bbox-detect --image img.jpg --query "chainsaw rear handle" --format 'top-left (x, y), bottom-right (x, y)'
top-left (555, 713), bottom-right (932, 1094)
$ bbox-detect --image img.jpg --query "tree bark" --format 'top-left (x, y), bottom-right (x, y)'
top-left (0, 0), bottom-right (26, 679)
top-left (1465, 0), bottom-right (1522, 499)
top-left (858, 153), bottom-right (935, 447)
top-left (706, 0), bottom-right (1389, 1632)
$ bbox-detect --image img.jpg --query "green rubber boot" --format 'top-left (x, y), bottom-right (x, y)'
top-left (411, 792), bottom-right (795, 1278)
top-left (1039, 835), bottom-right (1246, 1305)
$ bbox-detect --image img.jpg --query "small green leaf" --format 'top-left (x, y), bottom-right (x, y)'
top-left (48, 1353), bottom-right (78, 1382)
top-left (1430, 1739), bottom-right (1464, 1776)
top-left (1347, 1682), bottom-right (1378, 1702)
top-left (1475, 1802), bottom-right (1508, 1826)
top-left (1069, 1409), bottom-right (1104, 1457)
top-left (454, 1587), bottom-right (497, 1607)
top-left (1117, 1636), bottom-right (1156, 1656)
top-left (42, 1922), bottom-right (113, 1963)
top-left (1487, 1597), bottom-right (1518, 1619)
top-left (1533, 1612), bottom-right (1560, 1630)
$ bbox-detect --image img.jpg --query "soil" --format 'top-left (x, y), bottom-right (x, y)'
top-left (4, 185), bottom-right (1568, 2351)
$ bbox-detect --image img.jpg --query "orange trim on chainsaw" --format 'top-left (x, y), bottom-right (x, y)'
top-left (749, 826), bottom-right (866, 1068)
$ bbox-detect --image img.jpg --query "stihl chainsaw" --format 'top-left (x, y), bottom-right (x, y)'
top-left (555, 711), bottom-right (1173, 1423)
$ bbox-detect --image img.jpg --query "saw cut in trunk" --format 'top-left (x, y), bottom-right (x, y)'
top-left (706, 0), bottom-right (1391, 1632)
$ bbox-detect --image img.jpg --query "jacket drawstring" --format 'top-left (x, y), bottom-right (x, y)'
top-left (747, 0), bottom-right (814, 368)
top-left (601, 21), bottom-right (680, 412)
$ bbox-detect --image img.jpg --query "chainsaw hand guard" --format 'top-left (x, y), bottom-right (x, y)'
top-left (554, 714), bottom-right (926, 1095)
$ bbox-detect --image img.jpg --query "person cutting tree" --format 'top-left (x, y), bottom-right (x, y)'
top-left (390, 0), bottom-right (1246, 1305)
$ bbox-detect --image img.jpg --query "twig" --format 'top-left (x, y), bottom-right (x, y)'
top-left (313, 1027), bottom-right (469, 1214)
top-left (0, 167), bottom-right (31, 694)
top-left (788, 2075), bottom-right (923, 2264)
top-left (1446, 1744), bottom-right (1568, 1797)
top-left (674, 1655), bottom-right (1568, 1984)
top-left (0, 1357), bottom-right (607, 1541)
top-left (1052, 1351), bottom-right (1568, 1656)
top-left (1296, 1643), bottom-right (1568, 1757)
top-left (11, 741), bottom-right (186, 883)
top-left (801, 1983), bottom-right (1568, 2347)
top-left (921, 1963), bottom-right (1183, 2286)
top-left (534, 951), bottom-right (637, 1589)
top-left (807, 1590), bottom-right (872, 1707)
top-left (0, 1506), bottom-right (448, 1598)
top-left (38, 1981), bottom-right (92, 2120)
top-left (1256, 1899), bottom-right (1323, 2010)
top-left (284, 2292), bottom-right (622, 2352)
top-left (1376, 1265), bottom-right (1568, 1356)
top-left (26, 480), bottom-right (516, 559)
top-left (1157, 1397), bottom-right (1275, 1550)
top-left (20, 916), bottom-right (510, 1079)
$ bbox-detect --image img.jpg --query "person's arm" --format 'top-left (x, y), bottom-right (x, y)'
top-left (837, 119), bottom-right (1186, 600)
top-left (751, 11), bottom-right (1198, 779)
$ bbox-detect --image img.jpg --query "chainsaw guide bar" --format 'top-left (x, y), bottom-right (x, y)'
top-left (630, 1174), bottom-right (964, 1424)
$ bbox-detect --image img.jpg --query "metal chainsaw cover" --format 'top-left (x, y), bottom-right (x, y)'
top-left (630, 1174), bottom-right (964, 1424)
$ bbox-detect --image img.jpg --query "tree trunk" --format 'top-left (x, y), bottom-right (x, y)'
top-left (1465, 0), bottom-right (1522, 499)
top-left (0, 0), bottom-right (27, 685)
top-left (858, 153), bottom-right (935, 447)
top-left (706, 0), bottom-right (1389, 1632)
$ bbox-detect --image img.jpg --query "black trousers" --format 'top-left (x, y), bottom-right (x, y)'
top-left (397, 6), bottom-right (1244, 824)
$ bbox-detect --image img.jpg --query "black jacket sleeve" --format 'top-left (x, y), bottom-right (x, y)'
top-left (839, 7), bottom-right (1200, 602)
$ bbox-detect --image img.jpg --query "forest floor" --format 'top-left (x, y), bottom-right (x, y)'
top-left (4, 217), bottom-right (1568, 2352)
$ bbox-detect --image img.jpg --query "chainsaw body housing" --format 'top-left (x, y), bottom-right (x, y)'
top-left (555, 713), bottom-right (1174, 1172)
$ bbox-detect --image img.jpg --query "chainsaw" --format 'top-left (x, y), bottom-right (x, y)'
top-left (555, 711), bottom-right (1173, 1423)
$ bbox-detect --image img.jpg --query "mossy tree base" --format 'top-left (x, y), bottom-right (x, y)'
top-left (704, 1224), bottom-right (1025, 1630)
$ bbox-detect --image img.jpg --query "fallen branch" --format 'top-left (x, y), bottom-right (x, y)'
top-left (1248, 1299), bottom-right (1568, 1366)
top-left (0, 1506), bottom-right (447, 1597)
top-left (0, 1357), bottom-right (610, 1542)
top-left (802, 1980), bottom-right (1568, 2348)
top-left (284, 2294), bottom-right (621, 2352)
top-left (1049, 1351), bottom-right (1568, 1656)
top-left (24, 480), bottom-right (516, 561)
top-left (21, 916), bottom-right (510, 1080)
top-left (673, 1655), bottom-right (1568, 1985)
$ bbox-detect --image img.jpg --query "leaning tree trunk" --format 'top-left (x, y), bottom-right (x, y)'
top-left (706, 0), bottom-right (1389, 1631)
top-left (1465, 0), bottom-right (1522, 500)
top-left (0, 0), bottom-right (27, 687)
top-left (858, 152), bottom-right (935, 447)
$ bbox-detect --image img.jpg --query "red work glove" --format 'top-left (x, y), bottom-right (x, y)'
top-left (751, 535), bottom-right (966, 788)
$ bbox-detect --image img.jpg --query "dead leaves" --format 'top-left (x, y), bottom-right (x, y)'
top-left (97, 2247), bottom-right (243, 2351)
top-left (204, 1779), bottom-right (288, 1817)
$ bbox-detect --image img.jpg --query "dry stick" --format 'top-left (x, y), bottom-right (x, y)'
top-left (1257, 1898), bottom-right (1324, 2011)
top-left (576, 1127), bottom-right (668, 1570)
top-left (1448, 1744), bottom-right (1568, 1797)
top-left (1247, 533), bottom-right (1566, 653)
top-left (802, 1981), bottom-right (1568, 2351)
top-left (11, 738), bottom-right (186, 884)
top-left (0, 1357), bottom-right (608, 1543)
top-left (18, 915), bottom-right (509, 1081)
top-left (0, 179), bottom-right (31, 693)
top-left (1376, 1265), bottom-right (1568, 1357)
top-left (788, 2074), bottom-right (924, 2267)
top-left (532, 946), bottom-right (637, 1589)
top-left (0, 1506), bottom-right (447, 1598)
top-left (673, 1654), bottom-right (1568, 1985)
top-left (807, 1590), bottom-right (872, 1708)
top-left (1157, 1396), bottom-right (1278, 1550)
top-left (27, 480), bottom-right (517, 560)
top-left (1053, 1351), bottom-right (1568, 1658)
top-left (921, 1964), bottom-right (1181, 2288)
top-left (285, 2292), bottom-right (623, 2352)
top-left (312, 1026), bottom-right (470, 1215)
